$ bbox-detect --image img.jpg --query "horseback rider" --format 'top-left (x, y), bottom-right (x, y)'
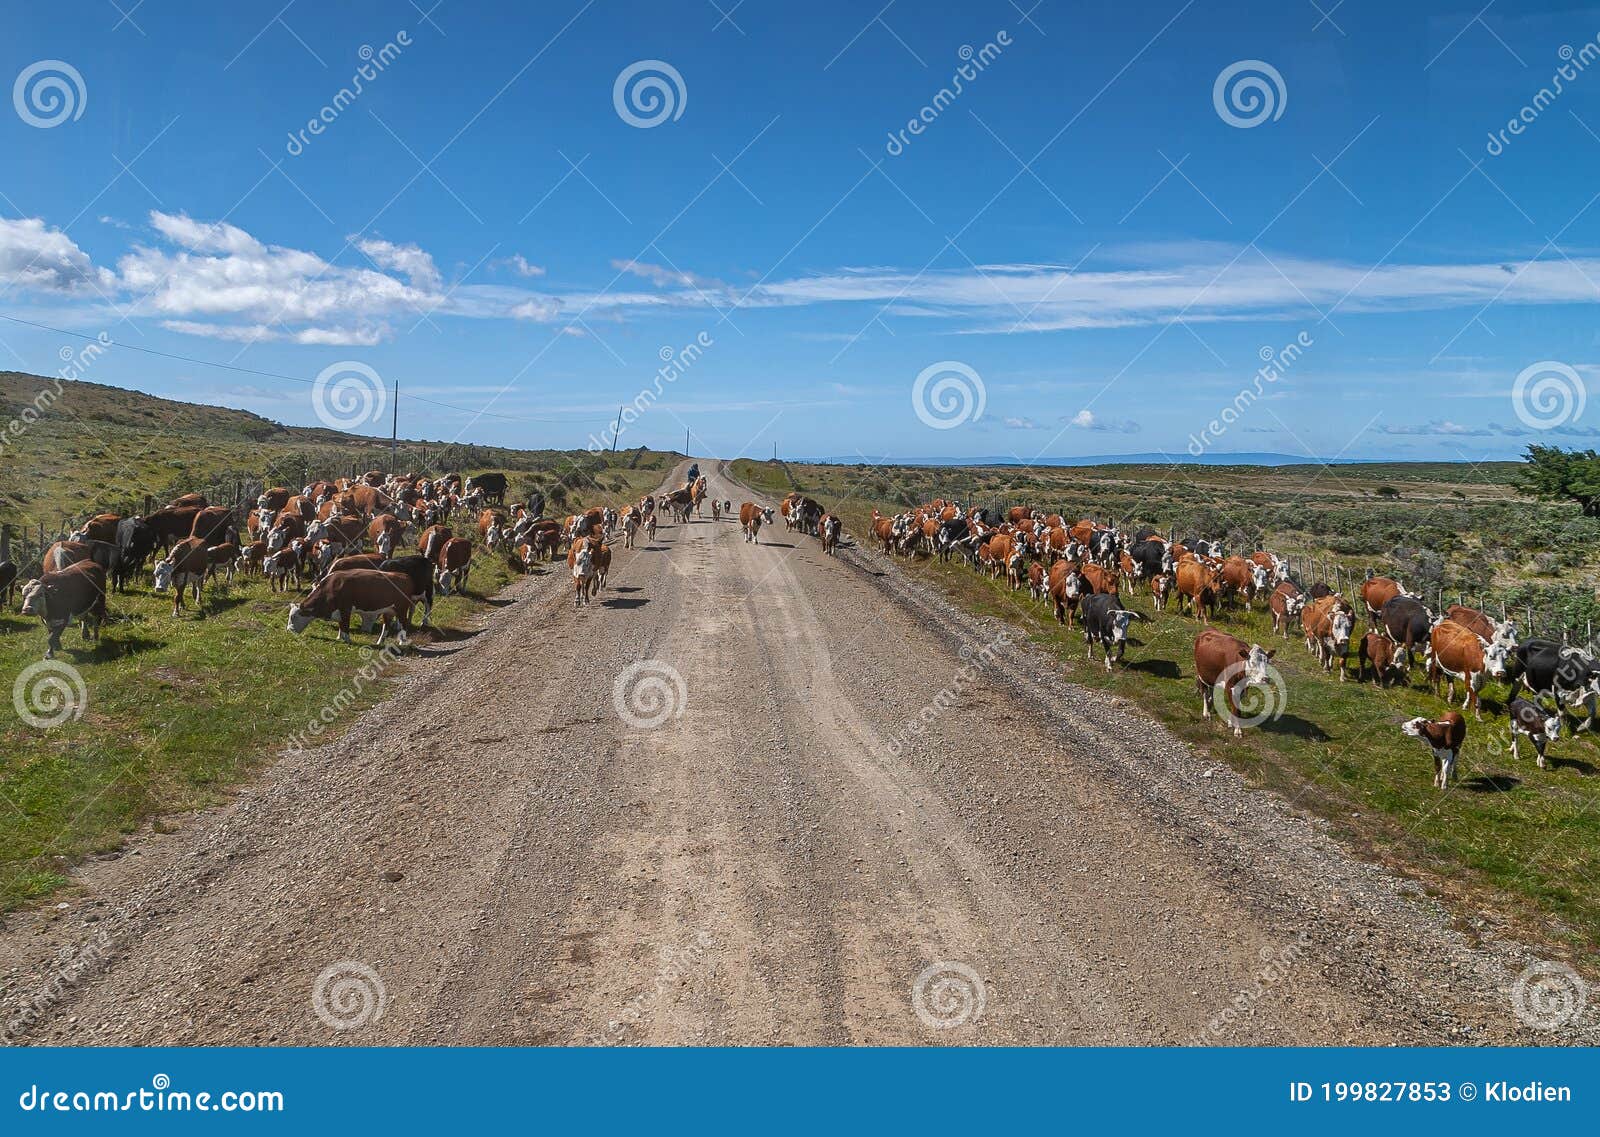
top-left (686, 461), bottom-right (700, 482)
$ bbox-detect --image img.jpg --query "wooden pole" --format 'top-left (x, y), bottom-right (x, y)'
top-left (390, 380), bottom-right (399, 473)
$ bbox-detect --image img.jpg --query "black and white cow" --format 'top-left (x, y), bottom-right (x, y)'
top-left (1081, 593), bottom-right (1145, 670)
top-left (1125, 538), bottom-right (1174, 584)
top-left (1507, 696), bottom-right (1563, 769)
top-left (1511, 639), bottom-right (1600, 731)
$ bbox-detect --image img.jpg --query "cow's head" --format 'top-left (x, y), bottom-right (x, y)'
top-left (151, 557), bottom-right (175, 593)
top-left (285, 602), bottom-right (313, 634)
top-left (18, 579), bottom-right (44, 616)
top-left (1330, 606), bottom-right (1354, 648)
top-left (1107, 608), bottom-right (1144, 645)
top-left (1491, 619), bottom-right (1518, 649)
top-left (1483, 638), bottom-right (1510, 678)
top-left (377, 530), bottom-right (395, 559)
top-left (305, 519), bottom-right (328, 543)
top-left (1284, 593), bottom-right (1307, 619)
top-left (1399, 716), bottom-right (1431, 742)
top-left (1243, 643), bottom-right (1276, 685)
top-left (1250, 563), bottom-right (1270, 592)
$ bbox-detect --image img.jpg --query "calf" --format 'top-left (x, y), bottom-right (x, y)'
top-left (18, 560), bottom-right (107, 659)
top-left (1267, 580), bottom-right (1306, 637)
top-left (435, 537), bottom-right (474, 596)
top-left (740, 502), bottom-right (775, 544)
top-left (819, 514), bottom-right (841, 555)
top-left (1081, 593), bottom-right (1144, 670)
top-left (1400, 712), bottom-right (1467, 790)
top-left (286, 569), bottom-right (415, 646)
top-left (571, 536), bottom-right (598, 606)
top-left (1357, 632), bottom-right (1400, 686)
top-left (1507, 697), bottom-right (1562, 770)
top-left (152, 537), bottom-right (211, 615)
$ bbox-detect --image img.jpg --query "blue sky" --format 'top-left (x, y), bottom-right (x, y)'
top-left (4, 0), bottom-right (1600, 462)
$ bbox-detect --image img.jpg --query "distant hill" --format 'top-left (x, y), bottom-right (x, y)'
top-left (805, 452), bottom-right (1389, 468)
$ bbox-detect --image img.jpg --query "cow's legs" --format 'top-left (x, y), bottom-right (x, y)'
top-left (337, 610), bottom-right (352, 644)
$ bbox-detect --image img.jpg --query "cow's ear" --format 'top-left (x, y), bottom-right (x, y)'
top-left (1265, 649), bottom-right (1276, 659)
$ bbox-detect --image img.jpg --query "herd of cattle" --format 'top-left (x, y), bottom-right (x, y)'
top-left (0, 469), bottom-right (659, 655)
top-left (867, 499), bottom-right (1590, 789)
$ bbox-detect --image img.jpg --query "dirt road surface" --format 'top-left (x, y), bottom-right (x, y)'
top-left (0, 461), bottom-right (1584, 1045)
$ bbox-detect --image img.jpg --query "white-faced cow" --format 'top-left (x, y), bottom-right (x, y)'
top-left (1425, 618), bottom-right (1509, 720)
top-left (1400, 712), bottom-right (1466, 790)
top-left (286, 569), bottom-right (414, 646)
top-left (19, 560), bottom-right (107, 659)
top-left (739, 503), bottom-right (775, 544)
top-left (1193, 629), bottom-right (1277, 738)
top-left (1506, 697), bottom-right (1563, 770)
top-left (1081, 593), bottom-right (1145, 670)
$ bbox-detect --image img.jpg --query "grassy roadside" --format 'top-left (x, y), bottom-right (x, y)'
top-left (731, 458), bottom-right (1600, 968)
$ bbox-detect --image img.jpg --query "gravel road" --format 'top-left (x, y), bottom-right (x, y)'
top-left (1, 460), bottom-right (1588, 1045)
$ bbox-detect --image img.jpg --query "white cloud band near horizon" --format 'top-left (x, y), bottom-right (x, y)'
top-left (4, 211), bottom-right (1600, 345)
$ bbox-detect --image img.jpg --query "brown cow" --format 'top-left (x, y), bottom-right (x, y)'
top-left (1301, 594), bottom-right (1356, 680)
top-left (1219, 555), bottom-right (1268, 609)
top-left (1267, 580), bottom-right (1305, 637)
top-left (152, 537), bottom-right (210, 614)
top-left (286, 569), bottom-right (414, 646)
top-left (740, 502), bottom-right (774, 544)
top-left (1400, 711), bottom-right (1467, 790)
top-left (1193, 629), bottom-right (1278, 738)
top-left (478, 508), bottom-right (509, 549)
top-left (436, 536), bottom-right (474, 595)
top-left (1358, 632), bottom-right (1400, 687)
top-left (569, 535), bottom-right (599, 606)
top-left (870, 511), bottom-right (895, 554)
top-left (1360, 576), bottom-right (1402, 625)
top-left (206, 541), bottom-right (240, 582)
top-left (1047, 562), bottom-right (1086, 627)
top-left (1079, 562), bottom-right (1119, 595)
top-left (189, 506), bottom-right (236, 547)
top-left (168, 492), bottom-right (208, 510)
top-left (144, 506), bottom-right (203, 551)
top-left (819, 513), bottom-right (841, 555)
top-left (1176, 560), bottom-right (1221, 624)
top-left (1444, 604), bottom-right (1516, 648)
top-left (418, 524), bottom-right (453, 562)
top-left (18, 560), bottom-right (107, 659)
top-left (70, 512), bottom-right (122, 543)
top-left (236, 540), bottom-right (268, 577)
top-left (1426, 619), bottom-right (1510, 719)
top-left (257, 487), bottom-right (292, 513)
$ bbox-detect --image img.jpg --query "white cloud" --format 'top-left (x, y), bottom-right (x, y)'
top-left (499, 254), bottom-right (545, 278)
top-left (1068, 409), bottom-right (1141, 433)
top-left (354, 235), bottom-right (441, 291)
top-left (0, 217), bottom-right (113, 292)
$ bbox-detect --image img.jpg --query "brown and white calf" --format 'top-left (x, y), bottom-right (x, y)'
top-left (739, 502), bottom-right (775, 544)
top-left (1400, 712), bottom-right (1466, 790)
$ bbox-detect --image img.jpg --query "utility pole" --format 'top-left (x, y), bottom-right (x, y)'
top-left (685, 426), bottom-right (690, 457)
top-left (611, 405), bottom-right (623, 453)
top-left (389, 380), bottom-right (399, 473)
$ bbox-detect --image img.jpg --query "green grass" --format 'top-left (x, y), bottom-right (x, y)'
top-left (734, 458), bottom-right (1600, 967)
top-left (0, 373), bottom-right (677, 912)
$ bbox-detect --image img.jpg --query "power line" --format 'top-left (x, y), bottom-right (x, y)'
top-left (0, 311), bottom-right (613, 427)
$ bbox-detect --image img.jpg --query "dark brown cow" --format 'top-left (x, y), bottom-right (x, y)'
top-left (257, 487), bottom-right (292, 513)
top-left (168, 492), bottom-right (208, 510)
top-left (1193, 629), bottom-right (1277, 738)
top-left (205, 541), bottom-right (239, 582)
top-left (70, 512), bottom-right (122, 543)
top-left (1358, 632), bottom-right (1400, 687)
top-left (144, 506), bottom-right (203, 551)
top-left (18, 560), bottom-right (107, 659)
top-left (286, 569), bottom-right (414, 646)
top-left (418, 524), bottom-right (453, 562)
top-left (189, 505), bottom-right (236, 547)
